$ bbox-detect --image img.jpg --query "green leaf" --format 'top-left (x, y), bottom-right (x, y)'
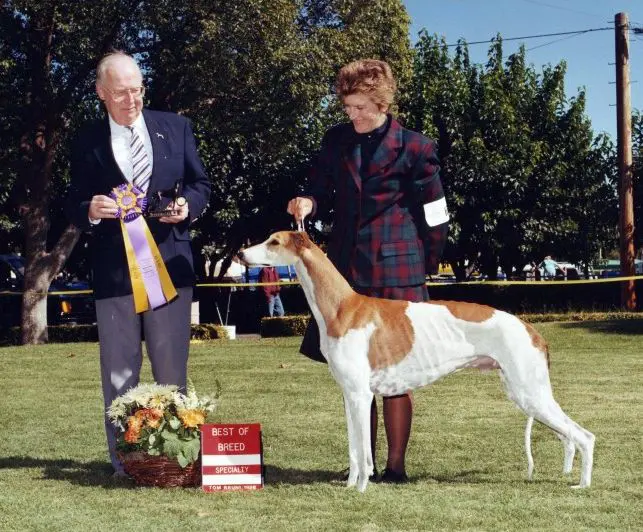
top-left (161, 432), bottom-right (182, 459)
top-left (177, 453), bottom-right (189, 468)
top-left (184, 438), bottom-right (201, 464)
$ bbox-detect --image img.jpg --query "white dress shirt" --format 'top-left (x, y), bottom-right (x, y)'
top-left (108, 113), bottom-right (154, 182)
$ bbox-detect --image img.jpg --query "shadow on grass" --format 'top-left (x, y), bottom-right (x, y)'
top-left (0, 456), bottom-right (132, 489)
top-left (2, 456), bottom-right (559, 489)
top-left (264, 465), bottom-right (552, 487)
top-left (264, 465), bottom-right (341, 486)
top-left (558, 318), bottom-right (643, 335)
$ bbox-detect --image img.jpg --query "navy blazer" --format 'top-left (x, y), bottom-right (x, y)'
top-left (307, 116), bottom-right (448, 287)
top-left (65, 109), bottom-right (211, 300)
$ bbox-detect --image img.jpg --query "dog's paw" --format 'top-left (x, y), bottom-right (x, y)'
top-left (357, 476), bottom-right (369, 493)
top-left (346, 470), bottom-right (358, 487)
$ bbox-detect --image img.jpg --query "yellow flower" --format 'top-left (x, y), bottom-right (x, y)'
top-left (178, 409), bottom-right (206, 428)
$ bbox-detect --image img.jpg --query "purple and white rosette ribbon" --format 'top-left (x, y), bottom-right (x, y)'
top-left (110, 183), bottom-right (168, 310)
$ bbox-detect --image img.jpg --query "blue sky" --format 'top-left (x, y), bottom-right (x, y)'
top-left (402, 0), bottom-right (643, 139)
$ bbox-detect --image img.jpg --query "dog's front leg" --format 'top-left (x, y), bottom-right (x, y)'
top-left (344, 389), bottom-right (374, 492)
top-left (343, 394), bottom-right (359, 487)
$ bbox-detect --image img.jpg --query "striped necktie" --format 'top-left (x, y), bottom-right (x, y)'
top-left (127, 126), bottom-right (151, 193)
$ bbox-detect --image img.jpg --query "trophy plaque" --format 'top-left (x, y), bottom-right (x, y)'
top-left (146, 180), bottom-right (186, 218)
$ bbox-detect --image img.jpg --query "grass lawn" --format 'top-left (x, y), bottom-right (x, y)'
top-left (0, 320), bottom-right (641, 531)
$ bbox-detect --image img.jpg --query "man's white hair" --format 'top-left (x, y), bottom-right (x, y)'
top-left (96, 52), bottom-right (141, 84)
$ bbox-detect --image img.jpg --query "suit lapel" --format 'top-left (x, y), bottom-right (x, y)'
top-left (92, 117), bottom-right (127, 189)
top-left (340, 127), bottom-right (362, 192)
top-left (364, 116), bottom-right (403, 179)
top-left (143, 109), bottom-right (170, 196)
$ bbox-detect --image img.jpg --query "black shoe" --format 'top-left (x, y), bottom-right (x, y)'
top-left (378, 468), bottom-right (409, 484)
top-left (340, 467), bottom-right (378, 482)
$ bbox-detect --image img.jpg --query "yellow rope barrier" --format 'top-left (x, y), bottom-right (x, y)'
top-left (431, 275), bottom-right (643, 286)
top-left (2, 275), bottom-right (642, 296)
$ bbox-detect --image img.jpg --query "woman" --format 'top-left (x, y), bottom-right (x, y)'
top-left (287, 59), bottom-right (449, 483)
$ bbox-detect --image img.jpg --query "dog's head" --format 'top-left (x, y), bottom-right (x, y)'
top-left (237, 231), bottom-right (313, 267)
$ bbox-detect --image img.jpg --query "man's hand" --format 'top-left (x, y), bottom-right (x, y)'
top-left (158, 199), bottom-right (189, 224)
top-left (88, 195), bottom-right (118, 219)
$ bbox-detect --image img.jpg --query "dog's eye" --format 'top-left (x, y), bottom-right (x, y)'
top-left (267, 239), bottom-right (278, 246)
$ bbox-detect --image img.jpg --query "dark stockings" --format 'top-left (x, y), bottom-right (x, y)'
top-left (370, 392), bottom-right (413, 474)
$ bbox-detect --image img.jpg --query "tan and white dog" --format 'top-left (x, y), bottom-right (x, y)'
top-left (237, 231), bottom-right (595, 492)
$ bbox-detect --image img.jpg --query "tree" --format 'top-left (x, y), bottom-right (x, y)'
top-left (403, 33), bottom-right (618, 280)
top-left (0, 0), bottom-right (144, 343)
top-left (632, 110), bottom-right (643, 253)
top-left (0, 0), bottom-right (413, 342)
top-left (140, 0), bottom-right (413, 277)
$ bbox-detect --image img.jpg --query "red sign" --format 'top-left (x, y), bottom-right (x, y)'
top-left (201, 423), bottom-right (263, 492)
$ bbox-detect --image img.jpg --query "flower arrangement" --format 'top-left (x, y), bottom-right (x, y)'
top-left (107, 381), bottom-right (218, 468)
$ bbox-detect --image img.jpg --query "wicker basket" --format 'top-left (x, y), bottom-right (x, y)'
top-left (118, 451), bottom-right (201, 487)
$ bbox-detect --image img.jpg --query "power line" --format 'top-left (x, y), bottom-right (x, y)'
top-left (526, 31), bottom-right (589, 52)
top-left (447, 27), bottom-right (613, 47)
top-left (518, 0), bottom-right (606, 19)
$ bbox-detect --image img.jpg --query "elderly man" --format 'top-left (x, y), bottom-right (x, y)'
top-left (65, 51), bottom-right (210, 477)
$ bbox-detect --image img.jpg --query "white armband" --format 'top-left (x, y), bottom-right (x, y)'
top-left (423, 197), bottom-right (449, 227)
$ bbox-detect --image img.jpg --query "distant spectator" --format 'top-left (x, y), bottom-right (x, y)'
top-left (259, 266), bottom-right (285, 317)
top-left (540, 256), bottom-right (564, 280)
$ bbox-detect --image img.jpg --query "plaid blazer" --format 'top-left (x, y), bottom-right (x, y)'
top-left (306, 116), bottom-right (448, 288)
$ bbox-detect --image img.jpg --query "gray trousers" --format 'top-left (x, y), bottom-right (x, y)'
top-left (95, 287), bottom-right (193, 472)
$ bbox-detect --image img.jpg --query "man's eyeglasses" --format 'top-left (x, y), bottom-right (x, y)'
top-left (103, 86), bottom-right (145, 102)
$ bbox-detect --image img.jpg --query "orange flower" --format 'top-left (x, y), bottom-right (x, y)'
top-left (178, 409), bottom-right (206, 428)
top-left (135, 408), bottom-right (164, 429)
top-left (124, 415), bottom-right (143, 443)
top-left (144, 408), bottom-right (164, 428)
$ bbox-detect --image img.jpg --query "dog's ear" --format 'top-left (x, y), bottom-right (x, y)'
top-left (291, 231), bottom-right (313, 250)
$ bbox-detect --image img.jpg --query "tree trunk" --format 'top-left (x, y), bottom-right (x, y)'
top-left (12, 3), bottom-right (131, 343)
top-left (21, 288), bottom-right (50, 344)
top-left (20, 137), bottom-right (80, 344)
top-left (21, 219), bottom-right (80, 344)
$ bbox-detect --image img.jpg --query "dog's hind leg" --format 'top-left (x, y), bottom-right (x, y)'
top-left (534, 402), bottom-right (594, 488)
top-left (506, 376), bottom-right (594, 487)
top-left (525, 417), bottom-right (575, 479)
top-left (558, 434), bottom-right (576, 474)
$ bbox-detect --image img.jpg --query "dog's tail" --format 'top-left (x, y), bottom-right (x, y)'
top-left (525, 416), bottom-right (535, 480)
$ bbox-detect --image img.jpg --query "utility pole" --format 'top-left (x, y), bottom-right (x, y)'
top-left (615, 12), bottom-right (636, 310)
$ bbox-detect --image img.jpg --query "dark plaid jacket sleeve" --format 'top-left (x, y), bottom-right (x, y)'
top-left (305, 128), bottom-right (339, 217)
top-left (408, 138), bottom-right (449, 275)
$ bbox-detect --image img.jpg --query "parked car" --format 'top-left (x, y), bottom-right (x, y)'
top-left (0, 254), bottom-right (96, 327)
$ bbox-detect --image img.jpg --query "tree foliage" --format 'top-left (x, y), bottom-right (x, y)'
top-left (141, 0), bottom-right (413, 276)
top-left (0, 0), bottom-right (148, 343)
top-left (632, 110), bottom-right (643, 251)
top-left (402, 33), bottom-right (618, 280)
top-left (0, 0), bottom-right (412, 342)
